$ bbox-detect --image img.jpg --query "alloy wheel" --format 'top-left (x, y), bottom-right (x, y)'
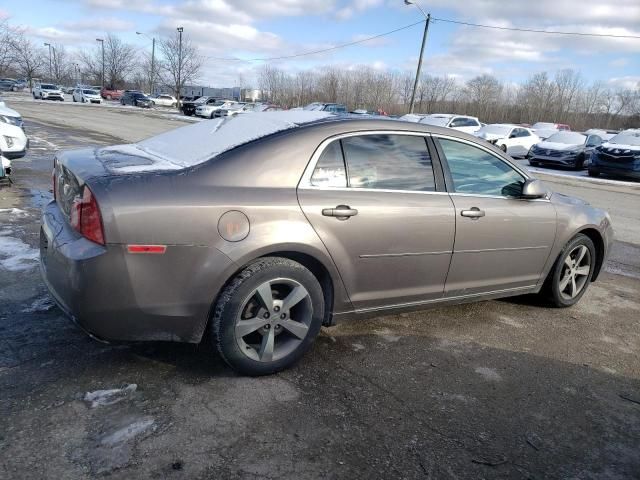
top-left (559, 245), bottom-right (591, 300)
top-left (235, 278), bottom-right (313, 362)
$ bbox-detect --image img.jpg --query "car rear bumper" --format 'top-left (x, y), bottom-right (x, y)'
top-left (40, 201), bottom-right (237, 343)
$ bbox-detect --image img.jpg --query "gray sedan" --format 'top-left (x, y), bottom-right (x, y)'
top-left (41, 112), bottom-right (614, 375)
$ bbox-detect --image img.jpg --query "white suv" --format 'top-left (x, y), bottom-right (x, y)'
top-left (33, 83), bottom-right (65, 101)
top-left (418, 114), bottom-right (481, 134)
top-left (0, 99), bottom-right (28, 173)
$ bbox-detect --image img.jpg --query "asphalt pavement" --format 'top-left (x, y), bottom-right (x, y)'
top-left (1, 101), bottom-right (639, 479)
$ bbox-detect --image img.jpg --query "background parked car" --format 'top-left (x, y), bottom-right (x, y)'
top-left (302, 102), bottom-right (347, 113)
top-left (0, 101), bottom-right (28, 160)
top-left (181, 96), bottom-right (207, 116)
top-left (528, 132), bottom-right (603, 169)
top-left (101, 87), bottom-right (124, 100)
top-left (584, 128), bottom-right (616, 142)
top-left (120, 91), bottom-right (153, 108)
top-left (0, 80), bottom-right (15, 92)
top-left (195, 99), bottom-right (238, 119)
top-left (33, 83), bottom-right (64, 101)
top-left (474, 124), bottom-right (539, 157)
top-left (532, 122), bottom-right (571, 140)
top-left (589, 129), bottom-right (640, 180)
top-left (215, 102), bottom-right (250, 117)
top-left (72, 88), bottom-right (103, 104)
top-left (151, 94), bottom-right (177, 108)
top-left (418, 114), bottom-right (482, 134)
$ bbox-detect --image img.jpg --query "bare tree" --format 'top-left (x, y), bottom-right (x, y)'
top-left (10, 31), bottom-right (45, 91)
top-left (77, 34), bottom-right (137, 88)
top-left (0, 20), bottom-right (16, 78)
top-left (158, 32), bottom-right (202, 107)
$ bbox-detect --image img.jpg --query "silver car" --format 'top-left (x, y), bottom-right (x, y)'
top-left (41, 112), bottom-right (614, 375)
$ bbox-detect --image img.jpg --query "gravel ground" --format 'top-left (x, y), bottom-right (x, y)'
top-left (1, 103), bottom-right (639, 479)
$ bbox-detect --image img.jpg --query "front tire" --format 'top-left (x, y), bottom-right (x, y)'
top-left (212, 257), bottom-right (325, 376)
top-left (542, 234), bottom-right (596, 308)
top-left (588, 169), bottom-right (600, 177)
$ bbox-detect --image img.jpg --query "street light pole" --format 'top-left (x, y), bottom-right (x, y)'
top-left (44, 43), bottom-right (52, 82)
top-left (177, 27), bottom-right (183, 109)
top-left (136, 32), bottom-right (156, 95)
top-left (96, 38), bottom-right (105, 89)
top-left (404, 0), bottom-right (431, 114)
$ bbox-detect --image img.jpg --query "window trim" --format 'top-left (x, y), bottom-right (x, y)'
top-left (432, 134), bottom-right (543, 200)
top-left (299, 130), bottom-right (447, 194)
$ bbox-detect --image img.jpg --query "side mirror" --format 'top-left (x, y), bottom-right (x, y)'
top-left (509, 133), bottom-right (517, 139)
top-left (521, 178), bottom-right (548, 199)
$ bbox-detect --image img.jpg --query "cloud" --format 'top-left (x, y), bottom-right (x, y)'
top-left (350, 33), bottom-right (392, 47)
top-left (61, 17), bottom-right (134, 32)
top-left (609, 58), bottom-right (630, 68)
top-left (336, 0), bottom-right (384, 20)
top-left (608, 76), bottom-right (640, 90)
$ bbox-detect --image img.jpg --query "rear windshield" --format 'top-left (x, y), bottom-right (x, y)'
top-left (608, 131), bottom-right (640, 146)
top-left (477, 125), bottom-right (512, 135)
top-left (546, 132), bottom-right (586, 145)
top-left (419, 116), bottom-right (450, 127)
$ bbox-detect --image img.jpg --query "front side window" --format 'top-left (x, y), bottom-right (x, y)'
top-left (341, 134), bottom-right (435, 191)
top-left (437, 138), bottom-right (525, 197)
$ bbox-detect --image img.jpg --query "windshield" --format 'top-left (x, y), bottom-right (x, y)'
top-left (546, 132), bottom-right (586, 145)
top-left (134, 93), bottom-right (148, 99)
top-left (303, 103), bottom-right (324, 111)
top-left (419, 116), bottom-right (450, 127)
top-left (83, 89), bottom-right (98, 94)
top-left (42, 84), bottom-right (56, 89)
top-left (608, 131), bottom-right (640, 146)
top-left (477, 125), bottom-right (512, 136)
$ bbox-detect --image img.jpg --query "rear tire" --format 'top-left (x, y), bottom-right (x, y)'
top-left (541, 234), bottom-right (596, 308)
top-left (212, 257), bottom-right (325, 376)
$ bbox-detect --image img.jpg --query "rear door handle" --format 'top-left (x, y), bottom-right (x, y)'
top-left (460, 207), bottom-right (485, 219)
top-left (322, 205), bottom-right (358, 220)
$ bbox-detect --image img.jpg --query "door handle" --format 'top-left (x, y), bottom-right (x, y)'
top-left (460, 207), bottom-right (485, 219)
top-left (322, 205), bottom-right (358, 220)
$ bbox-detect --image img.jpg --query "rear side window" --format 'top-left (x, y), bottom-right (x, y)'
top-left (310, 141), bottom-right (347, 187)
top-left (341, 134), bottom-right (435, 191)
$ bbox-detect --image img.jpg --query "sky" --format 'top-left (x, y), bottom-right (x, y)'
top-left (2, 0), bottom-right (639, 89)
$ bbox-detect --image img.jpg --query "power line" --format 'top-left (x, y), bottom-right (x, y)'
top-left (203, 15), bottom-right (640, 64)
top-left (432, 17), bottom-right (640, 39)
top-left (204, 19), bottom-right (426, 62)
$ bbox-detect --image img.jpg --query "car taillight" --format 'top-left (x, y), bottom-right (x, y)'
top-left (70, 186), bottom-right (105, 245)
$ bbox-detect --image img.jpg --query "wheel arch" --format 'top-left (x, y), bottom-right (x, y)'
top-left (198, 246), bottom-right (347, 344)
top-left (576, 227), bottom-right (605, 281)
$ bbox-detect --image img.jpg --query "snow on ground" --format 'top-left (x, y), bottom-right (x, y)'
top-left (0, 230), bottom-right (39, 271)
top-left (21, 296), bottom-right (55, 313)
top-left (84, 384), bottom-right (138, 408)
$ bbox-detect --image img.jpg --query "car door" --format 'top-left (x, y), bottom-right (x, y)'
top-left (298, 132), bottom-right (456, 311)
top-left (433, 135), bottom-right (557, 297)
top-left (507, 128), bottom-right (529, 157)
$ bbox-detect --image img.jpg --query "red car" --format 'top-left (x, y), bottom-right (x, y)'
top-left (101, 87), bottom-right (124, 100)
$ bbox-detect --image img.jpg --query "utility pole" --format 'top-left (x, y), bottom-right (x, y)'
top-left (44, 43), bottom-right (52, 82)
top-left (177, 27), bottom-right (183, 109)
top-left (136, 32), bottom-right (156, 95)
top-left (404, 0), bottom-right (431, 114)
top-left (96, 38), bottom-right (105, 89)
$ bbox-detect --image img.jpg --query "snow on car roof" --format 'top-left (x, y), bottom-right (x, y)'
top-left (99, 111), bottom-right (333, 173)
